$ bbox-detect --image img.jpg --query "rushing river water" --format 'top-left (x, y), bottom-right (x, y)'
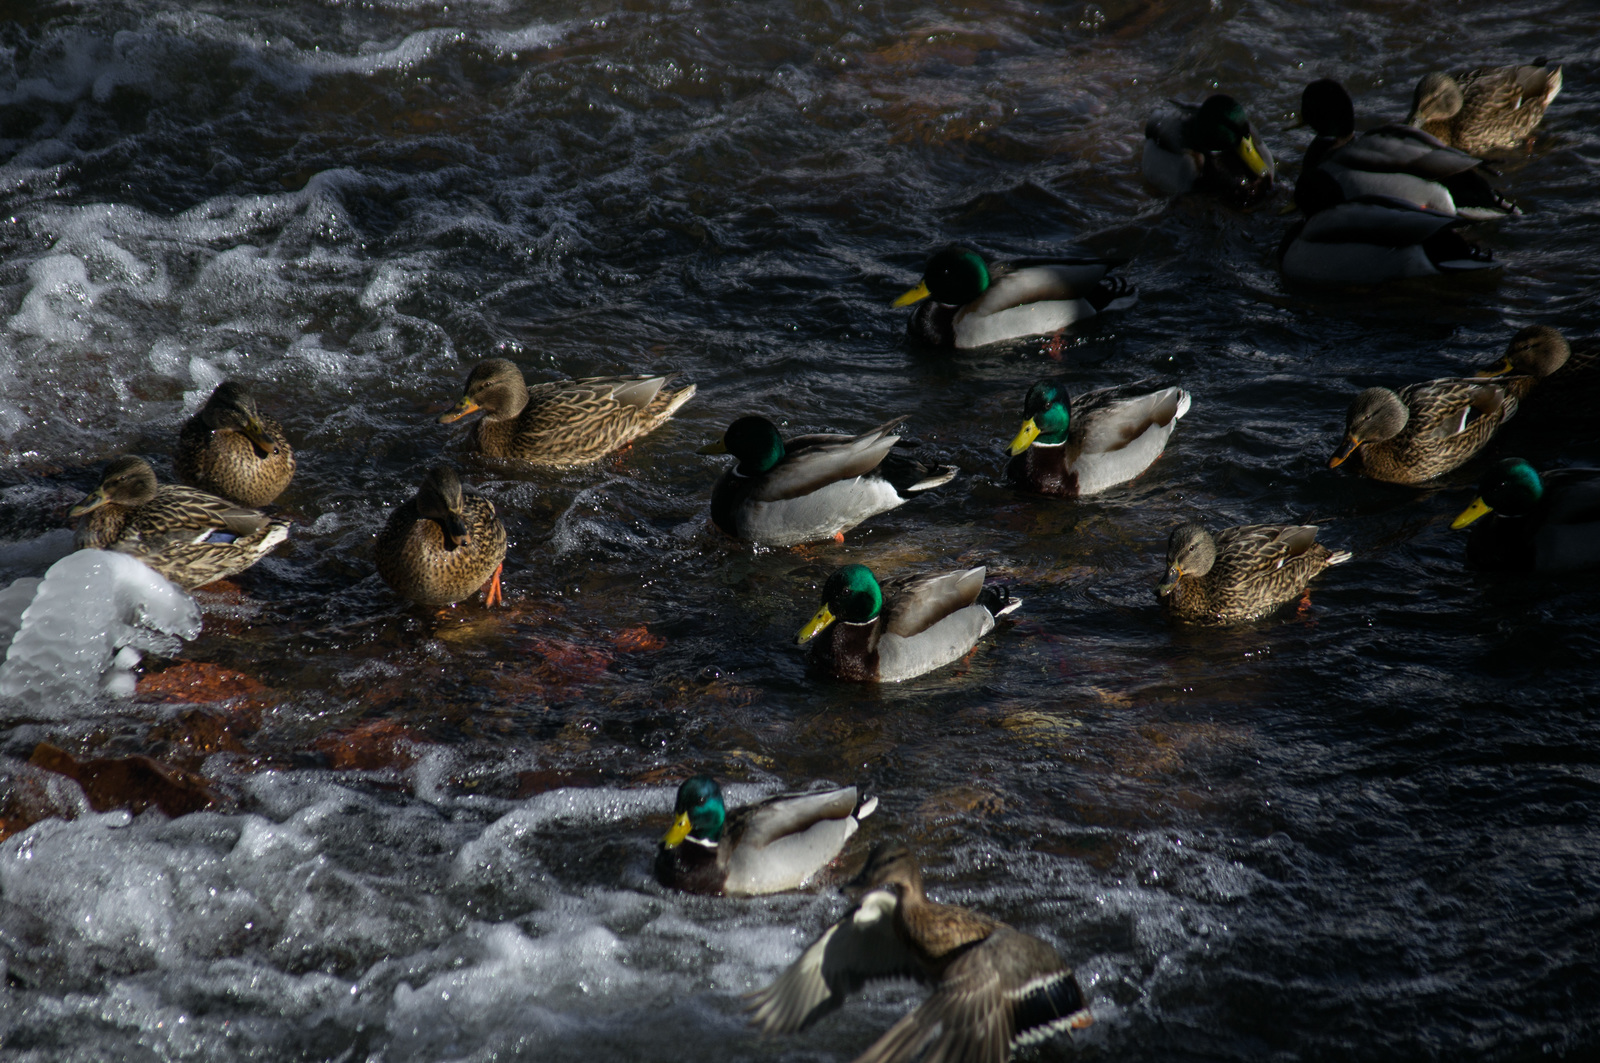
top-left (0, 1), bottom-right (1598, 1060)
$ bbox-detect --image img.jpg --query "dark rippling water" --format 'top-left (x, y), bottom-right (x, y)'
top-left (0, 1), bottom-right (1597, 1060)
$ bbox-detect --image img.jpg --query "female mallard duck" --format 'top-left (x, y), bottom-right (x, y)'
top-left (375, 465), bottom-right (506, 607)
top-left (1295, 79), bottom-right (1517, 219)
top-left (892, 246), bottom-right (1133, 349)
top-left (1328, 375), bottom-right (1528, 484)
top-left (1142, 93), bottom-right (1274, 204)
top-left (704, 416), bottom-right (955, 546)
top-left (175, 380), bottom-right (296, 506)
top-left (1451, 458), bottom-right (1600, 573)
top-left (1157, 522), bottom-right (1351, 624)
top-left (1408, 62), bottom-right (1562, 156)
top-left (655, 775), bottom-right (877, 897)
top-left (1006, 380), bottom-right (1191, 497)
top-left (69, 456), bottom-right (290, 589)
top-left (439, 358), bottom-right (695, 466)
top-left (1278, 185), bottom-right (1497, 286)
top-left (1475, 326), bottom-right (1570, 401)
top-left (797, 564), bottom-right (1020, 682)
top-left (747, 843), bottom-right (1093, 1063)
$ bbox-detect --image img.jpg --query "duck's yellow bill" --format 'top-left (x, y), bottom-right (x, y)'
top-left (439, 397), bottom-right (480, 424)
top-left (796, 603), bottom-right (836, 644)
top-left (662, 811), bottom-right (692, 847)
top-left (892, 281), bottom-right (931, 309)
top-left (1328, 436), bottom-right (1360, 468)
top-left (68, 490), bottom-right (108, 517)
top-left (696, 438), bottom-right (729, 455)
top-left (1237, 135), bottom-right (1269, 178)
top-left (1476, 357), bottom-right (1514, 379)
top-left (1451, 497), bottom-right (1493, 530)
top-left (1008, 418), bottom-right (1042, 456)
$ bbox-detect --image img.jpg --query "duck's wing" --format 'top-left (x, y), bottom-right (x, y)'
top-left (1297, 197), bottom-right (1461, 246)
top-left (1461, 63), bottom-right (1563, 114)
top-left (1072, 385), bottom-right (1191, 456)
top-left (749, 419), bottom-right (907, 502)
top-left (850, 927), bottom-right (1091, 1063)
top-left (1542, 469), bottom-right (1600, 526)
top-left (141, 485), bottom-right (269, 540)
top-left (880, 568), bottom-right (988, 638)
top-left (746, 886), bottom-right (925, 1034)
top-left (965, 263), bottom-right (1113, 315)
top-left (734, 786), bottom-right (860, 850)
top-left (1401, 378), bottom-right (1517, 439)
top-left (1333, 126), bottom-right (1482, 179)
top-left (1212, 524), bottom-right (1324, 581)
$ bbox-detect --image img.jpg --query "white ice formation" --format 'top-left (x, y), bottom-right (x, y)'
top-left (0, 549), bottom-right (201, 710)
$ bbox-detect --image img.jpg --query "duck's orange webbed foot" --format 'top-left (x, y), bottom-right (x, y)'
top-left (832, 531), bottom-right (845, 543)
top-left (482, 563), bottom-right (504, 607)
top-left (1296, 589), bottom-right (1313, 615)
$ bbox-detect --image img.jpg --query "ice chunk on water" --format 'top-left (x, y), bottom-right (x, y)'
top-left (0, 550), bottom-right (201, 711)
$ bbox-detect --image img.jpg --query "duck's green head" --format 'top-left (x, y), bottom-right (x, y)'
top-left (700, 415), bottom-right (786, 474)
top-left (662, 774), bottom-right (725, 847)
top-left (1184, 94), bottom-right (1270, 177)
top-left (1297, 79), bottom-right (1355, 138)
top-left (893, 246), bottom-right (990, 308)
top-left (1452, 457), bottom-right (1543, 529)
top-left (1009, 381), bottom-right (1072, 454)
top-left (797, 564), bottom-right (883, 644)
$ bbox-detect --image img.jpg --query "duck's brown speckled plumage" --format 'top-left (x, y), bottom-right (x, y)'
top-left (1474, 326), bottom-right (1570, 403)
top-left (1157, 522), bottom-right (1351, 625)
top-left (175, 381), bottom-right (296, 506)
top-left (746, 844), bottom-right (1092, 1063)
top-left (375, 465), bottom-right (506, 607)
top-left (1333, 378), bottom-right (1524, 485)
top-left (71, 456), bottom-right (289, 589)
top-left (443, 358), bottom-right (694, 466)
top-left (1407, 63), bottom-right (1562, 156)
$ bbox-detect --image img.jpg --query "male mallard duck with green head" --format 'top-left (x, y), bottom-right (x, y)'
top-left (1157, 522), bottom-right (1351, 624)
top-left (747, 842), bottom-right (1093, 1063)
top-left (1408, 62), bottom-right (1562, 156)
top-left (375, 465), bottom-right (506, 607)
top-left (1328, 373), bottom-right (1529, 485)
top-left (655, 775), bottom-right (877, 897)
top-left (175, 380), bottom-right (296, 507)
top-left (1142, 93), bottom-right (1274, 204)
top-left (1475, 325), bottom-right (1570, 401)
top-left (70, 456), bottom-right (290, 589)
top-left (704, 416), bottom-right (956, 546)
top-left (440, 358), bottom-right (694, 466)
top-left (892, 246), bottom-right (1133, 349)
top-left (797, 564), bottom-right (1020, 682)
top-left (1451, 457), bottom-right (1600, 573)
top-left (1294, 79), bottom-right (1518, 220)
top-left (1006, 380), bottom-right (1191, 497)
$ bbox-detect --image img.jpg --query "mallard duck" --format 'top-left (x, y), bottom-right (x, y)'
top-left (1142, 94), bottom-right (1274, 204)
top-left (1278, 190), bottom-right (1497, 287)
top-left (1006, 380), bottom-right (1191, 497)
top-left (175, 381), bottom-right (296, 507)
top-left (655, 775), bottom-right (877, 897)
top-left (1451, 458), bottom-right (1600, 572)
top-left (69, 456), bottom-right (290, 589)
top-left (1328, 376), bottom-right (1526, 485)
top-left (746, 843), bottom-right (1093, 1063)
top-left (891, 246), bottom-right (1133, 349)
top-left (1294, 79), bottom-right (1517, 220)
top-left (1408, 62), bottom-right (1562, 156)
top-left (704, 416), bottom-right (956, 546)
top-left (439, 358), bottom-right (695, 466)
top-left (1475, 325), bottom-right (1570, 401)
top-left (1157, 522), bottom-right (1351, 624)
top-left (375, 465), bottom-right (506, 607)
top-left (796, 564), bottom-right (1019, 682)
